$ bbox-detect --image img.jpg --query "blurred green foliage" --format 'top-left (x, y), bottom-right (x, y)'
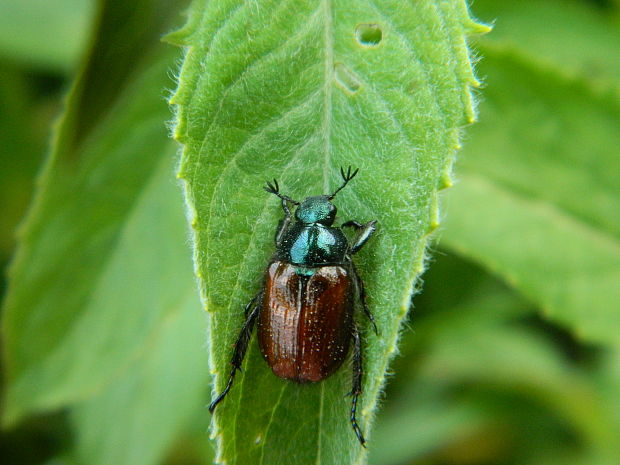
top-left (1, 1), bottom-right (619, 465)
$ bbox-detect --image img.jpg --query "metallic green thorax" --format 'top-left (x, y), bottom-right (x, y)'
top-left (295, 196), bottom-right (336, 224)
top-left (276, 196), bottom-right (349, 266)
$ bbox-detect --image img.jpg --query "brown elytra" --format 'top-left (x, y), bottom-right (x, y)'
top-left (258, 260), bottom-right (353, 383)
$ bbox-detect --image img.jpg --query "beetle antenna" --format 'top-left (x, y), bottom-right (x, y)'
top-left (264, 178), bottom-right (299, 205)
top-left (328, 166), bottom-right (359, 200)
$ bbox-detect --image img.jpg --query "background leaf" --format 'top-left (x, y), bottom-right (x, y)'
top-left (2, 0), bottom-right (187, 423)
top-left (441, 40), bottom-right (620, 345)
top-left (0, 4), bottom-right (213, 465)
top-left (171, 1), bottom-right (487, 463)
top-left (70, 197), bottom-right (210, 465)
top-left (0, 64), bottom-right (49, 258)
top-left (473, 0), bottom-right (620, 88)
top-left (370, 253), bottom-right (620, 465)
top-left (0, 0), bottom-right (95, 72)
top-left (369, 258), bottom-right (528, 465)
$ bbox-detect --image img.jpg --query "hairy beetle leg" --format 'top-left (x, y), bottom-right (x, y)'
top-left (350, 322), bottom-right (367, 447)
top-left (209, 293), bottom-right (261, 413)
top-left (342, 220), bottom-right (377, 256)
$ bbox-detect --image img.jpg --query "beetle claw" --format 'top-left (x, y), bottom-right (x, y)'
top-left (329, 166), bottom-right (359, 199)
top-left (340, 165), bottom-right (359, 183)
top-left (264, 179), bottom-right (279, 194)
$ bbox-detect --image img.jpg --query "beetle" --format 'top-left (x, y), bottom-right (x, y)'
top-left (208, 166), bottom-right (377, 446)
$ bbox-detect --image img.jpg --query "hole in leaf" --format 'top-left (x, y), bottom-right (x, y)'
top-left (334, 63), bottom-right (361, 94)
top-left (355, 23), bottom-right (382, 47)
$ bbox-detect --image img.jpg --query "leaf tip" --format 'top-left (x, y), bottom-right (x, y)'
top-left (439, 174), bottom-right (454, 191)
top-left (469, 77), bottom-right (483, 89)
top-left (162, 30), bottom-right (189, 47)
top-left (465, 20), bottom-right (493, 36)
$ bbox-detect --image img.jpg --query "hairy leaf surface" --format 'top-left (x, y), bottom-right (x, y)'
top-left (172, 1), bottom-right (487, 463)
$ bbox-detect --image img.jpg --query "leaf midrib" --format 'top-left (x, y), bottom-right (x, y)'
top-left (222, 1), bottom-right (335, 461)
top-left (321, 0), bottom-right (333, 195)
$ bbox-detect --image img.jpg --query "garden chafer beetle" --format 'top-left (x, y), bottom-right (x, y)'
top-left (209, 167), bottom-right (377, 446)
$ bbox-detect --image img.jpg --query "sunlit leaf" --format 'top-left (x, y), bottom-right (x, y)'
top-left (171, 0), bottom-right (488, 463)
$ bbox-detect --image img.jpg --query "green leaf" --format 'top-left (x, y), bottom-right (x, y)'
top-left (0, 65), bottom-right (46, 256)
top-left (472, 0), bottom-right (620, 90)
top-left (43, 457), bottom-right (79, 465)
top-left (71, 191), bottom-right (209, 465)
top-left (421, 325), bottom-right (620, 464)
top-left (441, 49), bottom-right (620, 345)
top-left (1, 0), bottom-right (192, 427)
top-left (370, 282), bottom-right (527, 465)
top-left (369, 387), bottom-right (488, 465)
top-left (171, 1), bottom-right (487, 463)
top-left (597, 346), bottom-right (620, 441)
top-left (0, 0), bottom-right (95, 72)
top-left (371, 252), bottom-right (620, 465)
top-left (2, 2), bottom-right (211, 464)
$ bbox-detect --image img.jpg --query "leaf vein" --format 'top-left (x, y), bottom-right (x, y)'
top-left (321, 0), bottom-right (334, 194)
top-left (226, 131), bottom-right (323, 461)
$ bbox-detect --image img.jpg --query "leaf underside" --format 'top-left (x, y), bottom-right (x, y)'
top-left (172, 1), bottom-right (487, 463)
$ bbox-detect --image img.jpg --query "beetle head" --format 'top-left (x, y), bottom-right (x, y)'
top-left (295, 196), bottom-right (337, 225)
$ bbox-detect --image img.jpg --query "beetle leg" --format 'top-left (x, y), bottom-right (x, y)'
top-left (351, 261), bottom-right (378, 335)
top-left (209, 293), bottom-right (261, 413)
top-left (243, 291), bottom-right (262, 317)
top-left (264, 178), bottom-right (298, 206)
top-left (342, 220), bottom-right (377, 255)
top-left (349, 322), bottom-right (367, 447)
top-left (274, 199), bottom-right (292, 246)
